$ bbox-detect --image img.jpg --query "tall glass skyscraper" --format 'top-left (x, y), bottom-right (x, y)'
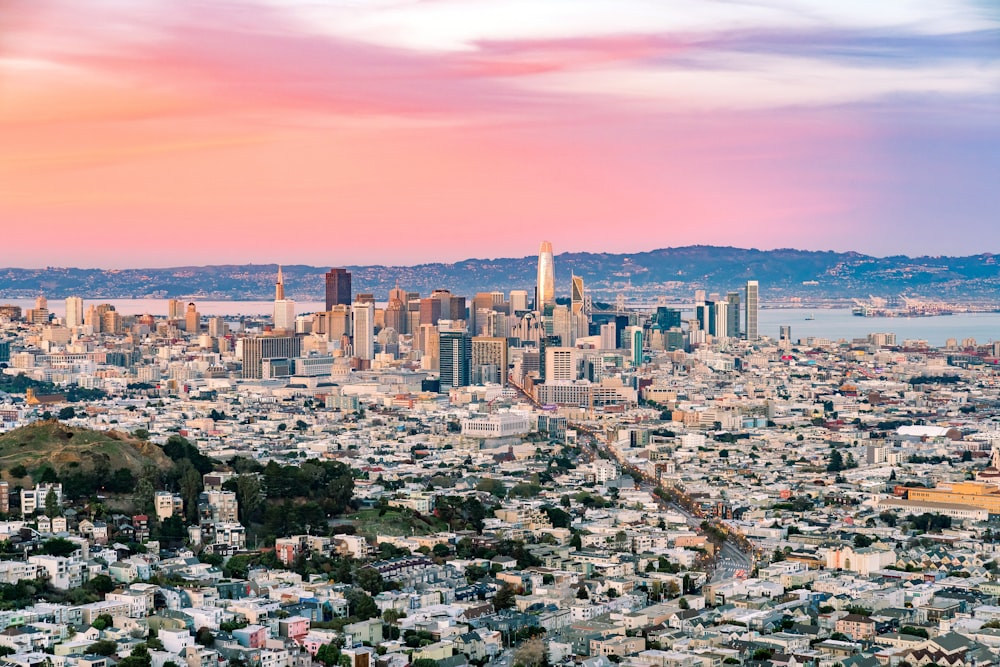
top-left (536, 240), bottom-right (555, 310)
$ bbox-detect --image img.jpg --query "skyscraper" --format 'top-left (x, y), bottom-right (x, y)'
top-left (438, 321), bottom-right (471, 389)
top-left (185, 302), bottom-right (200, 334)
top-left (726, 292), bottom-right (741, 339)
top-left (273, 266), bottom-right (296, 333)
top-left (325, 268), bottom-right (352, 311)
top-left (570, 274), bottom-right (588, 343)
top-left (536, 240), bottom-right (555, 310)
top-left (65, 296), bottom-right (83, 328)
top-left (471, 336), bottom-right (508, 386)
top-left (745, 280), bottom-right (759, 341)
top-left (275, 265), bottom-right (285, 301)
top-left (352, 300), bottom-right (375, 360)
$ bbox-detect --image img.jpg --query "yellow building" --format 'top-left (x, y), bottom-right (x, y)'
top-left (907, 481), bottom-right (1000, 514)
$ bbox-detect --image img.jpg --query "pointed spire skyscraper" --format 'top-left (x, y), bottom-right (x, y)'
top-left (275, 265), bottom-right (285, 301)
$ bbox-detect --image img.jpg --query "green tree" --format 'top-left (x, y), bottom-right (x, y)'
top-left (476, 478), bottom-right (506, 498)
top-left (354, 567), bottom-right (385, 595)
top-left (118, 644), bottom-right (151, 667)
top-left (195, 627), bottom-right (214, 646)
top-left (493, 584), bottom-right (517, 611)
top-left (235, 474), bottom-right (263, 525)
top-left (91, 614), bottom-right (114, 631)
top-left (87, 640), bottom-right (119, 656)
top-left (58, 406), bottom-right (75, 420)
top-left (827, 450), bottom-right (844, 472)
top-left (41, 538), bottom-right (78, 557)
top-left (44, 487), bottom-right (61, 518)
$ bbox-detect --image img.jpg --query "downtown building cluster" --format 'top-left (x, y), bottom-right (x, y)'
top-left (3, 246), bottom-right (1000, 667)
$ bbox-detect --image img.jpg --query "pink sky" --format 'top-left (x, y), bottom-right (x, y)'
top-left (1, 0), bottom-right (997, 268)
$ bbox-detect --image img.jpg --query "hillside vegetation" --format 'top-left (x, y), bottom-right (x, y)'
top-left (0, 421), bottom-right (172, 484)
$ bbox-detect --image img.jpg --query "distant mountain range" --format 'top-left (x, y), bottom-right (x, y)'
top-left (3, 246), bottom-right (1000, 301)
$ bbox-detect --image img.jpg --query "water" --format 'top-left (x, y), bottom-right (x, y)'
top-left (5, 299), bottom-right (999, 347)
top-left (758, 308), bottom-right (1000, 347)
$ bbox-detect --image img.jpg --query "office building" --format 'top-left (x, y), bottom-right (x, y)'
top-left (352, 301), bottom-right (375, 361)
top-left (746, 280), bottom-right (759, 340)
top-left (545, 347), bottom-right (577, 382)
top-left (438, 321), bottom-right (470, 389)
top-left (510, 290), bottom-right (529, 312)
top-left (726, 292), bottom-right (741, 339)
top-left (324, 268), bottom-right (352, 311)
top-left (185, 303), bottom-right (200, 334)
top-left (471, 336), bottom-right (508, 386)
top-left (167, 299), bottom-right (186, 321)
top-left (600, 322), bottom-right (617, 350)
top-left (242, 335), bottom-right (302, 379)
top-left (713, 301), bottom-right (729, 341)
top-left (65, 297), bottom-right (83, 328)
top-left (626, 326), bottom-right (643, 366)
top-left (536, 240), bottom-right (555, 309)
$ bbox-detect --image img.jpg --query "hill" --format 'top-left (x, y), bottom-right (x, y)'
top-left (0, 421), bottom-right (173, 483)
top-left (2, 246), bottom-right (1000, 300)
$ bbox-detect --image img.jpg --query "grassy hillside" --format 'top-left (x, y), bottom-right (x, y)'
top-left (0, 420), bottom-right (172, 483)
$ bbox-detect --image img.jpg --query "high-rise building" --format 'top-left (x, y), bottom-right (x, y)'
top-left (65, 297), bottom-right (83, 328)
top-left (185, 303), bottom-right (201, 334)
top-left (713, 301), bottom-right (728, 341)
top-left (242, 335), bottom-right (301, 379)
top-left (570, 274), bottom-right (588, 344)
top-left (324, 268), bottom-right (352, 311)
top-left (745, 280), bottom-right (759, 341)
top-left (510, 290), bottom-right (529, 312)
top-left (545, 347), bottom-right (577, 382)
top-left (471, 336), bottom-right (508, 386)
top-left (726, 292), bottom-right (741, 339)
top-left (208, 317), bottom-right (228, 338)
top-left (275, 266), bottom-right (285, 301)
top-left (273, 266), bottom-right (296, 333)
top-left (438, 321), bottom-right (470, 389)
top-left (352, 301), bottom-right (375, 360)
top-left (600, 322), bottom-right (617, 350)
top-left (536, 241), bottom-right (555, 309)
top-left (168, 299), bottom-right (186, 321)
top-left (627, 326), bottom-right (644, 366)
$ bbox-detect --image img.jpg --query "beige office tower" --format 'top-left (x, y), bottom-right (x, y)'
top-left (65, 296), bottom-right (84, 328)
top-left (168, 299), bottom-right (186, 321)
top-left (208, 317), bottom-right (228, 337)
top-left (485, 310), bottom-right (509, 338)
top-left (509, 290), bottom-right (529, 312)
top-left (385, 296), bottom-right (407, 335)
top-left (552, 304), bottom-right (571, 346)
top-left (545, 346), bottom-right (577, 382)
top-left (472, 336), bottom-right (509, 386)
top-left (85, 305), bottom-right (102, 333)
top-left (273, 266), bottom-right (296, 333)
top-left (536, 241), bottom-right (555, 309)
top-left (418, 324), bottom-right (439, 370)
top-left (103, 309), bottom-right (124, 334)
top-left (328, 306), bottom-right (351, 341)
top-left (352, 301), bottom-right (375, 360)
top-left (185, 302), bottom-right (200, 334)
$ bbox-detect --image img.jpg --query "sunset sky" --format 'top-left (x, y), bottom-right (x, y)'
top-left (2, 0), bottom-right (998, 268)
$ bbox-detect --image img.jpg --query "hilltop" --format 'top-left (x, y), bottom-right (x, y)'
top-left (0, 421), bottom-right (173, 483)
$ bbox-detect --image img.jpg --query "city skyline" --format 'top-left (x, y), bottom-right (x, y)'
top-left (2, 1), bottom-right (998, 268)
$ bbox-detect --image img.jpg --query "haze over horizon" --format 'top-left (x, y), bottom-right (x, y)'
top-left (2, 0), bottom-right (998, 268)
top-left (2, 243), bottom-right (1000, 273)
